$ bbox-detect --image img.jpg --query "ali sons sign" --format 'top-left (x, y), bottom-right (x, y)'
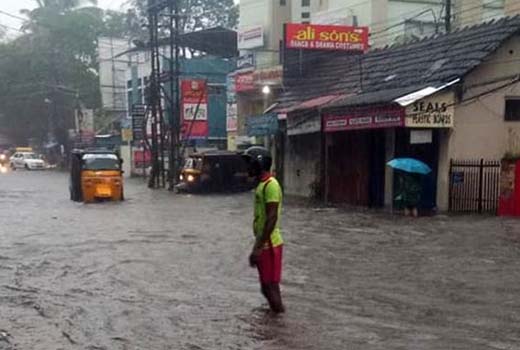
top-left (286, 23), bottom-right (369, 52)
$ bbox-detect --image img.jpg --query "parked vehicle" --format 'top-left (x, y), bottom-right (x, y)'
top-left (176, 151), bottom-right (254, 193)
top-left (69, 149), bottom-right (124, 203)
top-left (9, 152), bottom-right (46, 170)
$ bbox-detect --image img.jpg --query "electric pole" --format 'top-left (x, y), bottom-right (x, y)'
top-left (445, 0), bottom-right (452, 33)
top-left (168, 0), bottom-right (181, 191)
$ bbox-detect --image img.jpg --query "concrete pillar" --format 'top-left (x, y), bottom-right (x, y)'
top-left (454, 0), bottom-right (483, 28)
top-left (505, 0), bottom-right (520, 16)
top-left (120, 144), bottom-right (132, 178)
top-left (384, 128), bottom-right (395, 208)
top-left (436, 129), bottom-right (452, 212)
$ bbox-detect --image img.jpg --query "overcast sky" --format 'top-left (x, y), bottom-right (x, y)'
top-left (0, 0), bottom-right (128, 37)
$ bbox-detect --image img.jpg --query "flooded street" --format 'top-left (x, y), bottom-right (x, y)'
top-left (1, 171), bottom-right (520, 350)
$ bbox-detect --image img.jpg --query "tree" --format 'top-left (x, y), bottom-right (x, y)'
top-left (0, 0), bottom-right (103, 145)
top-left (130, 0), bottom-right (239, 34)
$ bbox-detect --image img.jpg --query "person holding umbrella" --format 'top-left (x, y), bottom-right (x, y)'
top-left (387, 158), bottom-right (432, 217)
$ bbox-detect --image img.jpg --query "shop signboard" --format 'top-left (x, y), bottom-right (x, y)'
top-left (237, 53), bottom-right (255, 70)
top-left (181, 80), bottom-right (208, 139)
top-left (253, 66), bottom-right (283, 86)
top-left (235, 71), bottom-right (255, 92)
top-left (238, 26), bottom-right (264, 50)
top-left (285, 23), bottom-right (369, 52)
top-left (405, 92), bottom-right (455, 128)
top-left (226, 103), bottom-right (238, 132)
top-left (246, 113), bottom-right (279, 137)
top-left (324, 107), bottom-right (405, 132)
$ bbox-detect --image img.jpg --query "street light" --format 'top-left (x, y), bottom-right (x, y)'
top-left (262, 85), bottom-right (271, 95)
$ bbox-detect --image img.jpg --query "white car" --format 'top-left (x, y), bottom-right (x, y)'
top-left (10, 152), bottom-right (46, 170)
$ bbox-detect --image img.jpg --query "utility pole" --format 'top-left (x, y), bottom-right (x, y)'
top-left (168, 0), bottom-right (178, 190)
top-left (445, 0), bottom-right (452, 33)
top-left (147, 0), bottom-right (161, 188)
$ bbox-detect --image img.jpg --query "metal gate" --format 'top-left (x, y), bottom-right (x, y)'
top-left (449, 159), bottom-right (501, 213)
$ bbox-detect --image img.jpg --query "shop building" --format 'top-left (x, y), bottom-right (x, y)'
top-left (278, 16), bottom-right (520, 212)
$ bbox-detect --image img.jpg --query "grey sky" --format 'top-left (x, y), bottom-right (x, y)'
top-left (0, 0), bottom-right (127, 37)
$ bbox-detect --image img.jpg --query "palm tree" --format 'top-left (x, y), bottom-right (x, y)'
top-left (30, 0), bottom-right (98, 12)
top-left (20, 0), bottom-right (99, 32)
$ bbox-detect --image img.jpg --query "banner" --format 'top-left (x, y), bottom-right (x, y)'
top-left (226, 103), bottom-right (238, 132)
top-left (286, 23), bottom-right (369, 52)
top-left (181, 80), bottom-right (208, 139)
top-left (235, 71), bottom-right (255, 92)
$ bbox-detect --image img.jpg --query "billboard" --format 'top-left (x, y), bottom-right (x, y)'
top-left (285, 23), bottom-right (369, 52)
top-left (238, 26), bottom-right (264, 50)
top-left (181, 80), bottom-right (208, 139)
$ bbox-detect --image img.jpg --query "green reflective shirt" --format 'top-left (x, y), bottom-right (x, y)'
top-left (254, 176), bottom-right (283, 248)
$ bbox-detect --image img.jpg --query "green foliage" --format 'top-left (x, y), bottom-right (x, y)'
top-left (0, 0), bottom-right (102, 144)
top-left (130, 0), bottom-right (239, 33)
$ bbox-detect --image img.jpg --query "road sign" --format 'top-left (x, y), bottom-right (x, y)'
top-left (132, 104), bottom-right (146, 141)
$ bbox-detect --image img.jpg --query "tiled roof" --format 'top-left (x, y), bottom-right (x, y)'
top-left (278, 16), bottom-right (520, 112)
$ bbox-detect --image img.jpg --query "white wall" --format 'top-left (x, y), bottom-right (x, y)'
top-left (435, 35), bottom-right (520, 210)
top-left (239, 0), bottom-right (292, 68)
top-left (292, 0), bottom-right (321, 23)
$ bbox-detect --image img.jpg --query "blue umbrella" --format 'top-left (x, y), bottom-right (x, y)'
top-left (387, 158), bottom-right (432, 175)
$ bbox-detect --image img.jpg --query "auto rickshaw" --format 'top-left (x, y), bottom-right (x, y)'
top-left (69, 149), bottom-right (124, 203)
top-left (176, 150), bottom-right (254, 193)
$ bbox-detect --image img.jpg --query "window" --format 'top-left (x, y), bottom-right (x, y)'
top-left (280, 0), bottom-right (286, 5)
top-left (302, 0), bottom-right (310, 6)
top-left (302, 12), bottom-right (310, 19)
top-left (505, 98), bottom-right (520, 121)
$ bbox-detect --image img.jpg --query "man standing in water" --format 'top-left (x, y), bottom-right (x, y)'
top-left (243, 147), bottom-right (285, 313)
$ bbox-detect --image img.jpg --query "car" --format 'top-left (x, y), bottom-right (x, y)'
top-left (9, 152), bottom-right (46, 170)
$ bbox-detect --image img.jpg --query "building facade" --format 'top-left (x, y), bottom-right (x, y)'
top-left (290, 0), bottom-right (507, 46)
top-left (277, 15), bottom-right (520, 213)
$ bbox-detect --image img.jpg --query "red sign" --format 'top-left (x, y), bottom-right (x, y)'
top-left (286, 23), bottom-right (369, 52)
top-left (235, 71), bottom-right (255, 92)
top-left (324, 107), bottom-right (405, 132)
top-left (181, 80), bottom-right (208, 139)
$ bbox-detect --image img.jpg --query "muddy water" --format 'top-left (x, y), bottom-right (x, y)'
top-left (1, 171), bottom-right (520, 349)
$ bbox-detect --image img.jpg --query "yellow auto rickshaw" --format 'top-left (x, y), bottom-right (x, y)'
top-left (70, 149), bottom-right (124, 203)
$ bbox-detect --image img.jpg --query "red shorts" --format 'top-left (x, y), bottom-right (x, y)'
top-left (257, 245), bottom-right (283, 284)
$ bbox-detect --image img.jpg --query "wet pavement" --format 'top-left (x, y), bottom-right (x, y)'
top-left (1, 171), bottom-right (520, 350)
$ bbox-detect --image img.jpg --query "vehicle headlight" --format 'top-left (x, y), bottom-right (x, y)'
top-left (187, 174), bottom-right (195, 182)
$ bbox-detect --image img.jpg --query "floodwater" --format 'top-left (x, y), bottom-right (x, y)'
top-left (1, 171), bottom-right (520, 350)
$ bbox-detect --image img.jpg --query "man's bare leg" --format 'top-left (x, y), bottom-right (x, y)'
top-left (267, 283), bottom-right (284, 313)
